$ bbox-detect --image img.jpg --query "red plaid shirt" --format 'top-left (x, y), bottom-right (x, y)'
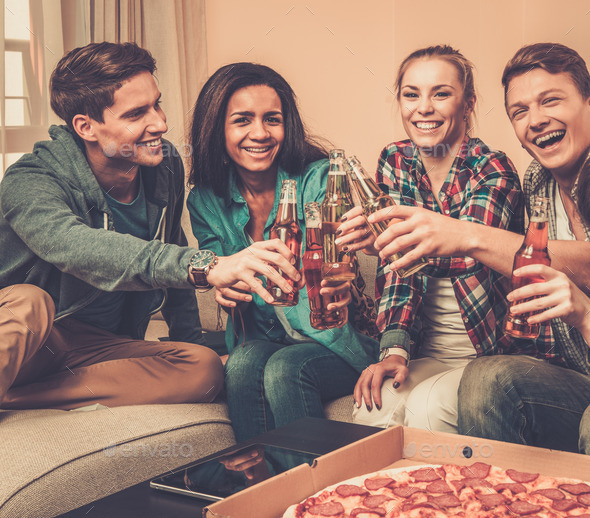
top-left (375, 137), bottom-right (542, 358)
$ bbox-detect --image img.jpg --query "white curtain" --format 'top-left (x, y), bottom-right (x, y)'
top-left (1, 0), bottom-right (208, 180)
top-left (1, 0), bottom-right (89, 174)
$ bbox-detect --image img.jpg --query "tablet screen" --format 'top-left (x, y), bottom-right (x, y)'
top-left (150, 443), bottom-right (320, 502)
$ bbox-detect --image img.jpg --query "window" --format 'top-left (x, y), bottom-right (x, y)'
top-left (1, 0), bottom-right (53, 176)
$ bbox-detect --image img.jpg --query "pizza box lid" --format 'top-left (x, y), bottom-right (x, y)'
top-left (203, 425), bottom-right (590, 518)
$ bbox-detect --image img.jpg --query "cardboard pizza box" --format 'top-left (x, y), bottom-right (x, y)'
top-left (203, 426), bottom-right (590, 518)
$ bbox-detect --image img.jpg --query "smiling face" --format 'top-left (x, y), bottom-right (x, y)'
top-left (224, 84), bottom-right (285, 178)
top-left (506, 68), bottom-right (590, 180)
top-left (399, 58), bottom-right (472, 155)
top-left (85, 70), bottom-right (167, 173)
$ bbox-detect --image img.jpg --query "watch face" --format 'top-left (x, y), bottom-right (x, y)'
top-left (190, 250), bottom-right (215, 269)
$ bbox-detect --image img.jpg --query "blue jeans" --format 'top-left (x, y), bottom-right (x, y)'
top-left (457, 355), bottom-right (590, 454)
top-left (224, 340), bottom-right (359, 443)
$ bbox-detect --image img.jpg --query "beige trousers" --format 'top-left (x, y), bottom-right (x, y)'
top-left (0, 284), bottom-right (223, 410)
top-left (352, 357), bottom-right (470, 433)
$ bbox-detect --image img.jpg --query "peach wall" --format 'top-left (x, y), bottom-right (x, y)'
top-left (205, 0), bottom-right (590, 178)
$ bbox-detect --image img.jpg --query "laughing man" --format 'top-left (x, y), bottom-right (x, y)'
top-left (351, 42), bottom-right (590, 453)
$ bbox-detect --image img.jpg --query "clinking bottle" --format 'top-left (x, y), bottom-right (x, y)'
top-left (267, 179), bottom-right (302, 306)
top-left (320, 149), bottom-right (357, 282)
top-left (345, 155), bottom-right (427, 278)
top-left (503, 196), bottom-right (551, 339)
top-left (302, 201), bottom-right (346, 329)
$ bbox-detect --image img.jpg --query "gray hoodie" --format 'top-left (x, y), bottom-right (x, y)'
top-left (0, 125), bottom-right (205, 342)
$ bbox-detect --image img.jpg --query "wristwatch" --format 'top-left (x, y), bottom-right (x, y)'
top-left (379, 347), bottom-right (409, 365)
top-left (188, 250), bottom-right (218, 292)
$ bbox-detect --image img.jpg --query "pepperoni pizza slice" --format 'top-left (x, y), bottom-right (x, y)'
top-left (282, 462), bottom-right (590, 518)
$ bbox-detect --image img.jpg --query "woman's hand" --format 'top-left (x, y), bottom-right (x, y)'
top-left (508, 264), bottom-right (590, 342)
top-left (335, 206), bottom-right (379, 256)
top-left (320, 278), bottom-right (351, 327)
top-left (353, 355), bottom-right (409, 411)
top-left (215, 282), bottom-right (253, 308)
top-left (207, 239), bottom-right (301, 304)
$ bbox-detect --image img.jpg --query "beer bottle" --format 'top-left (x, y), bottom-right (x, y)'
top-left (267, 179), bottom-right (302, 306)
top-left (320, 149), bottom-right (356, 282)
top-left (302, 202), bottom-right (346, 329)
top-left (345, 155), bottom-right (427, 278)
top-left (503, 196), bottom-right (551, 339)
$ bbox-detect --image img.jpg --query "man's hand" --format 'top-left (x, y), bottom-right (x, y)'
top-left (353, 355), bottom-right (409, 411)
top-left (508, 264), bottom-right (590, 343)
top-left (206, 240), bottom-right (301, 304)
top-left (368, 205), bottom-right (470, 269)
top-left (335, 206), bottom-right (379, 256)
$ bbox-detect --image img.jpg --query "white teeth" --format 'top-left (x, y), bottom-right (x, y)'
top-left (142, 138), bottom-right (161, 147)
top-left (534, 131), bottom-right (565, 146)
top-left (415, 122), bottom-right (441, 130)
top-left (244, 147), bottom-right (271, 153)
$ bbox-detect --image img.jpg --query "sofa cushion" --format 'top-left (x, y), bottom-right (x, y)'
top-left (0, 403), bottom-right (235, 518)
top-left (324, 395), bottom-right (354, 423)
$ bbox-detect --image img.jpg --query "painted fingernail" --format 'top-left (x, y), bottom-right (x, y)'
top-left (341, 215), bottom-right (348, 222)
top-left (393, 381), bottom-right (400, 389)
top-left (366, 404), bottom-right (371, 412)
top-left (376, 404), bottom-right (381, 411)
top-left (342, 246), bottom-right (349, 252)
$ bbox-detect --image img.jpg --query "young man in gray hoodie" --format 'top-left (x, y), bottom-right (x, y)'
top-left (0, 42), bottom-right (300, 410)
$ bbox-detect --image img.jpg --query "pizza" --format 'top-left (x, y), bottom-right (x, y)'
top-left (282, 462), bottom-right (590, 517)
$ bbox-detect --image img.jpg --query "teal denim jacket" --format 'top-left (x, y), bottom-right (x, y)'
top-left (187, 160), bottom-right (378, 373)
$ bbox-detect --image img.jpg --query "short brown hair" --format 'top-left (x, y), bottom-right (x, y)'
top-left (50, 42), bottom-right (156, 129)
top-left (502, 43), bottom-right (590, 100)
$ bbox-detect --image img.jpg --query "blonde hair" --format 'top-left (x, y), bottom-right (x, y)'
top-left (395, 45), bottom-right (477, 131)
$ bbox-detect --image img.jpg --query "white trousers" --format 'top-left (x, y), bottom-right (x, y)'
top-left (352, 357), bottom-right (470, 433)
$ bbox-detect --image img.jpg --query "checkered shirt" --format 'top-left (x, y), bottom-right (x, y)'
top-left (523, 160), bottom-right (590, 374)
top-left (375, 137), bottom-right (546, 359)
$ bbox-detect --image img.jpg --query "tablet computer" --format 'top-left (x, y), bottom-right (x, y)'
top-left (150, 443), bottom-right (320, 502)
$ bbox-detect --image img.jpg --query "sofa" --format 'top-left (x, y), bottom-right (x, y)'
top-left (0, 253), bottom-right (377, 518)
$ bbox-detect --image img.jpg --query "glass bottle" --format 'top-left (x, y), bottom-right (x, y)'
top-left (267, 179), bottom-right (302, 306)
top-left (345, 155), bottom-right (428, 278)
top-left (320, 149), bottom-right (357, 282)
top-left (302, 202), bottom-right (346, 329)
top-left (503, 196), bottom-right (551, 339)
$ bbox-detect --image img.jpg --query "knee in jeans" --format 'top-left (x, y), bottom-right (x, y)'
top-left (263, 354), bottom-right (300, 391)
top-left (460, 357), bottom-right (508, 402)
